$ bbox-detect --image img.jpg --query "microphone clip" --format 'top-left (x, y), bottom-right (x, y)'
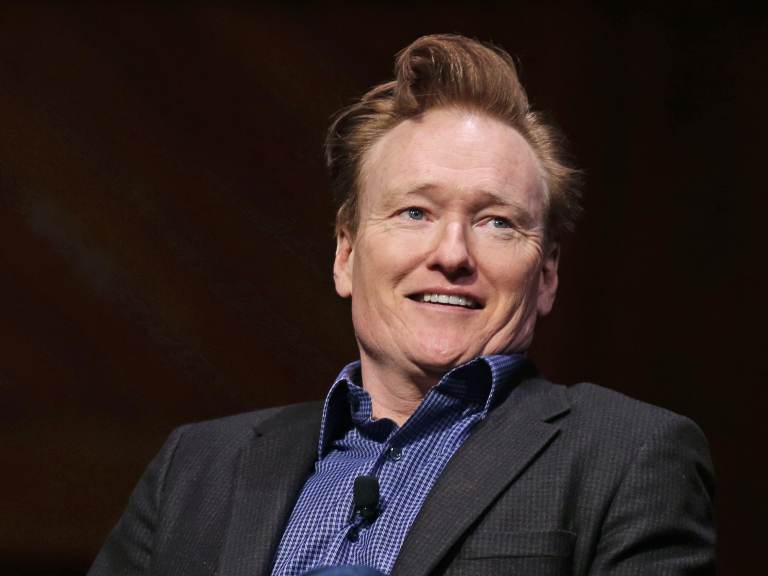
top-left (352, 475), bottom-right (380, 524)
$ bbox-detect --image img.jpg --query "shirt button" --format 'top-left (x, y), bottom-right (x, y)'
top-left (387, 446), bottom-right (402, 461)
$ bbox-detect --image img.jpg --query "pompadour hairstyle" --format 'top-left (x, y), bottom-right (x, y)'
top-left (325, 33), bottom-right (581, 242)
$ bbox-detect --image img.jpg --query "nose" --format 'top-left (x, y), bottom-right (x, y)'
top-left (425, 220), bottom-right (476, 279)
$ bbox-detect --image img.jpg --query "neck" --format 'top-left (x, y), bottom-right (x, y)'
top-left (358, 354), bottom-right (443, 427)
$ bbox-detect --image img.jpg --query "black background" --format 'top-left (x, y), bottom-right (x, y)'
top-left (0, 2), bottom-right (764, 574)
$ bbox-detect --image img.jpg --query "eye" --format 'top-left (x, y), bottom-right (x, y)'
top-left (405, 207), bottom-right (425, 220)
top-left (490, 217), bottom-right (512, 229)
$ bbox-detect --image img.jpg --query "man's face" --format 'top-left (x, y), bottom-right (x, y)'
top-left (333, 107), bottom-right (559, 379)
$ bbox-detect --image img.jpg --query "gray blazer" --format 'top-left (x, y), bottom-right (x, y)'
top-left (88, 377), bottom-right (715, 575)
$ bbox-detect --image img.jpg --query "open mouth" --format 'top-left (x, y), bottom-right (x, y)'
top-left (409, 293), bottom-right (482, 309)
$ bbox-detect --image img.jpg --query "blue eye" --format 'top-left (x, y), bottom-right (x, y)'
top-left (491, 217), bottom-right (512, 228)
top-left (407, 207), bottom-right (425, 220)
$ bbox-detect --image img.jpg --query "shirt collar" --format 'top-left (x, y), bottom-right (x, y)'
top-left (317, 354), bottom-right (530, 458)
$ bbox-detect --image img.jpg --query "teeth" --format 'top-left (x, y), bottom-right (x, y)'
top-left (419, 293), bottom-right (478, 308)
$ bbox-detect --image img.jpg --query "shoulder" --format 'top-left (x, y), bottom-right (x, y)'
top-left (176, 400), bottom-right (323, 443)
top-left (562, 381), bottom-right (709, 444)
top-left (549, 384), bottom-right (716, 571)
top-left (514, 377), bottom-right (712, 473)
top-left (564, 381), bottom-right (678, 418)
top-left (159, 401), bottom-right (324, 475)
top-left (528, 380), bottom-right (713, 485)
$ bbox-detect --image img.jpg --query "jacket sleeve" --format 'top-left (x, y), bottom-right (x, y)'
top-left (588, 415), bottom-right (716, 575)
top-left (87, 426), bottom-right (187, 576)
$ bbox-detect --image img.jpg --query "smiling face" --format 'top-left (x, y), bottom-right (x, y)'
top-left (333, 107), bottom-right (559, 384)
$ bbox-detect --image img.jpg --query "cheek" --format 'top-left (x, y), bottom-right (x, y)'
top-left (480, 261), bottom-right (543, 353)
top-left (486, 247), bottom-right (542, 302)
top-left (349, 240), bottom-right (407, 320)
top-left (355, 233), bottom-right (424, 286)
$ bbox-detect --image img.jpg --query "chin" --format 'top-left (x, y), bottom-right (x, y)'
top-left (410, 339), bottom-right (478, 373)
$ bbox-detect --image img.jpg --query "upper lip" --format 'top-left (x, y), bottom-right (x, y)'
top-left (407, 288), bottom-right (485, 308)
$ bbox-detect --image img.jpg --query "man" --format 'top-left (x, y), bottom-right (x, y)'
top-left (89, 34), bottom-right (714, 576)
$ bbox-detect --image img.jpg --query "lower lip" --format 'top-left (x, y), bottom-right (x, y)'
top-left (408, 298), bottom-right (480, 312)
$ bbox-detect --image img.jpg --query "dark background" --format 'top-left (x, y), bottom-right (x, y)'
top-left (1, 2), bottom-right (765, 574)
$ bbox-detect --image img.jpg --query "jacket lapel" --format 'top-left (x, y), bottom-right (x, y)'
top-left (218, 402), bottom-right (323, 576)
top-left (391, 378), bottom-right (570, 576)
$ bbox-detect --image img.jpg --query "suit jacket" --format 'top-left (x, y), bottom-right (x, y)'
top-left (88, 377), bottom-right (715, 576)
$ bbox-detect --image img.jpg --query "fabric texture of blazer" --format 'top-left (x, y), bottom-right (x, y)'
top-left (88, 376), bottom-right (715, 576)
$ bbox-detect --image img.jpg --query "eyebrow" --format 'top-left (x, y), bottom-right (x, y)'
top-left (397, 184), bottom-right (539, 229)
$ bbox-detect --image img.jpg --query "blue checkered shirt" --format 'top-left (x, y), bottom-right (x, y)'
top-left (270, 354), bottom-right (527, 576)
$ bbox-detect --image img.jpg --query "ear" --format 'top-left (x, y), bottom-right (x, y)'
top-left (333, 228), bottom-right (354, 298)
top-left (536, 242), bottom-right (560, 317)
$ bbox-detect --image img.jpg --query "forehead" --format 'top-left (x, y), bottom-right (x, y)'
top-left (360, 107), bottom-right (547, 216)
